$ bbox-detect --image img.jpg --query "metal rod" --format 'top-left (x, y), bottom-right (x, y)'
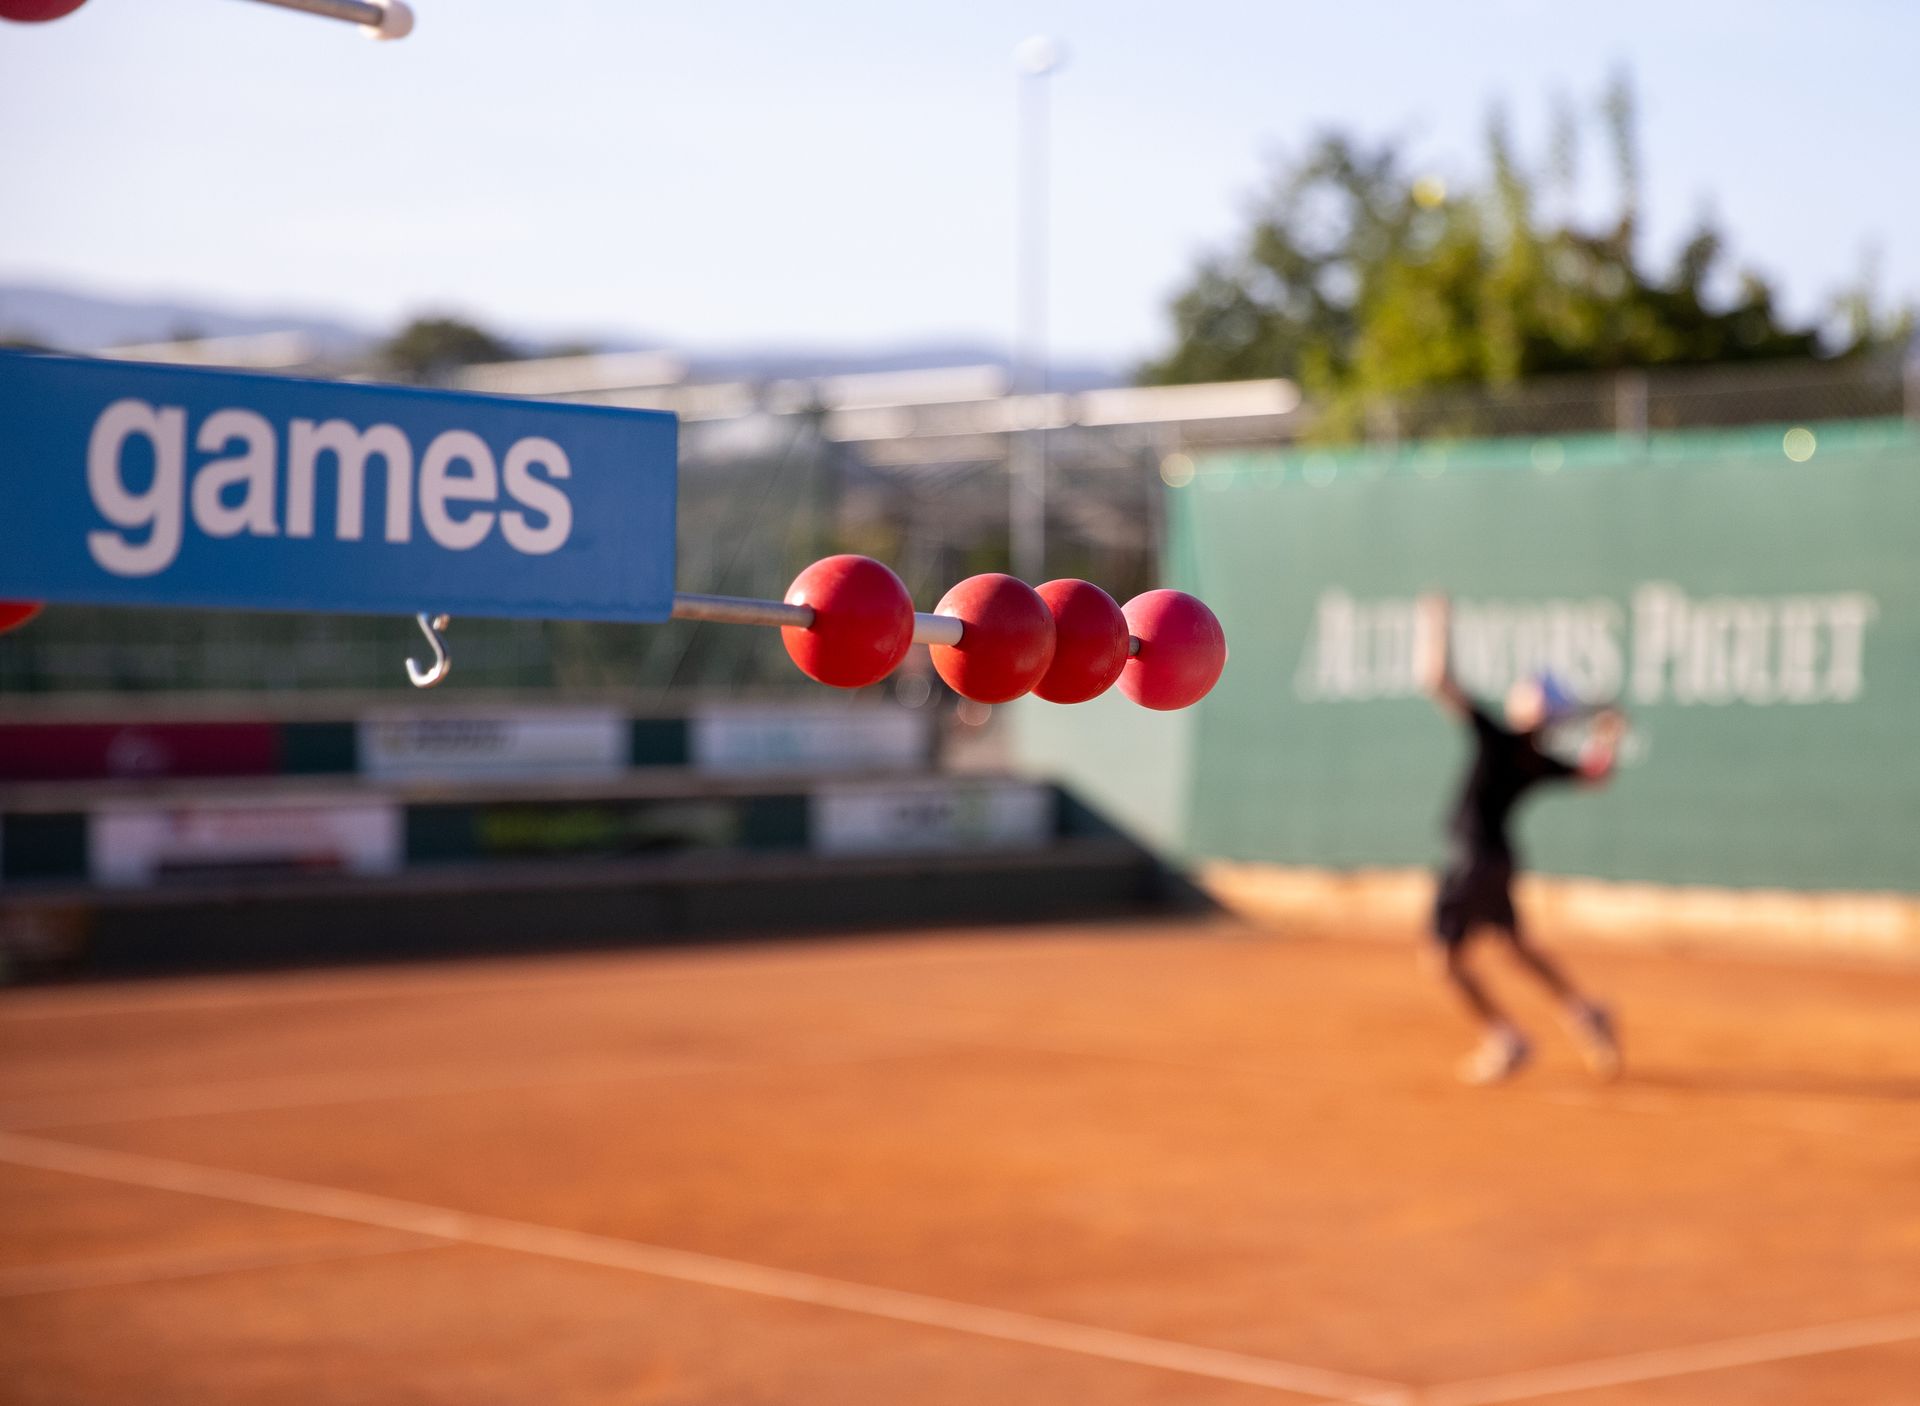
top-left (670, 590), bottom-right (1131, 654)
top-left (669, 593), bottom-right (964, 647)
top-left (240, 0), bottom-right (387, 24)
top-left (407, 591), bottom-right (1138, 687)
top-left (670, 592), bottom-right (813, 630)
top-left (236, 0), bottom-right (414, 38)
top-left (912, 612), bottom-right (963, 648)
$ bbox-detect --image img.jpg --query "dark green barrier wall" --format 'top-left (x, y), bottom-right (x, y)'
top-left (1149, 420), bottom-right (1918, 893)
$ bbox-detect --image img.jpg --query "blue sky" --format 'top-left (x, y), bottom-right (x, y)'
top-left (1, 0), bottom-right (1914, 363)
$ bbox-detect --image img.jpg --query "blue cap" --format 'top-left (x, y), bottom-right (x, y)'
top-left (1535, 671), bottom-right (1576, 720)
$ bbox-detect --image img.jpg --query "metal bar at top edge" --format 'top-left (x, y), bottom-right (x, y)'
top-left (239, 0), bottom-right (389, 28)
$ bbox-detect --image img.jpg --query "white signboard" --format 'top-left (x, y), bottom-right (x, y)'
top-left (89, 801), bottom-right (403, 887)
top-left (691, 704), bottom-right (930, 775)
top-left (811, 778), bottom-right (1053, 856)
top-left (359, 708), bottom-right (626, 781)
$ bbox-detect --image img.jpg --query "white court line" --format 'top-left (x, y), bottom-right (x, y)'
top-left (0, 1236), bottom-right (438, 1299)
top-left (0, 1132), bottom-right (1403, 1404)
top-left (1401, 1308), bottom-right (1920, 1405)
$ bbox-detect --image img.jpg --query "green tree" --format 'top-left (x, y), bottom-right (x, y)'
top-left (380, 315), bottom-right (515, 383)
top-left (1140, 76), bottom-right (1881, 430)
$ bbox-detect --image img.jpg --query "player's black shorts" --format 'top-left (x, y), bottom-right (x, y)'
top-left (1432, 850), bottom-right (1517, 948)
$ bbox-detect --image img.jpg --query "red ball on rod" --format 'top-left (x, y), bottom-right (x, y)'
top-left (1118, 590), bottom-right (1226, 711)
top-left (0, 602), bottom-right (43, 635)
top-left (780, 555), bottom-right (914, 689)
top-left (1032, 579), bottom-right (1128, 704)
top-left (0, 1), bottom-right (90, 21)
top-left (929, 573), bottom-right (1056, 704)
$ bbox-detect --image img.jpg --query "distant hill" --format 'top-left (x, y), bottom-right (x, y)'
top-left (0, 279), bottom-right (1123, 387)
top-left (0, 282), bottom-right (375, 357)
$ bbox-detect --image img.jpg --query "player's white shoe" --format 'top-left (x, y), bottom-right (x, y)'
top-left (1570, 1003), bottom-right (1622, 1080)
top-left (1458, 1028), bottom-right (1531, 1085)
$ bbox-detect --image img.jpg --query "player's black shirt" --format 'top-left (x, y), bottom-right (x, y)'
top-left (1447, 705), bottom-right (1578, 861)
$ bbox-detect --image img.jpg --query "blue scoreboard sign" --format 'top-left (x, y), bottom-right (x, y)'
top-left (0, 351), bottom-right (678, 621)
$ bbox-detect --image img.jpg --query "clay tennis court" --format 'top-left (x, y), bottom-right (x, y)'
top-left (3, 917), bottom-right (1918, 1404)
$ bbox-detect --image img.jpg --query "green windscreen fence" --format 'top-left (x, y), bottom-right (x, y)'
top-left (1022, 419), bottom-right (1919, 894)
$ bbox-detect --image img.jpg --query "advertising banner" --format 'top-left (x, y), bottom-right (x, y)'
top-left (88, 800), bottom-right (403, 887)
top-left (811, 778), bottom-right (1054, 856)
top-left (0, 351), bottom-right (677, 621)
top-left (689, 704), bottom-right (931, 775)
top-left (358, 709), bottom-right (628, 781)
top-left (1171, 422), bottom-right (1920, 891)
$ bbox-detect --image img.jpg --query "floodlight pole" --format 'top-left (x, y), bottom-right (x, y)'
top-left (1905, 329), bottom-right (1920, 425)
top-left (1011, 36), bottom-right (1064, 582)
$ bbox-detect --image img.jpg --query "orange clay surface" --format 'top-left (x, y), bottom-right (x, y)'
top-left (3, 917), bottom-right (1919, 1405)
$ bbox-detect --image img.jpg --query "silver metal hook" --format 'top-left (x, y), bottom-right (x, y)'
top-left (406, 613), bottom-right (451, 689)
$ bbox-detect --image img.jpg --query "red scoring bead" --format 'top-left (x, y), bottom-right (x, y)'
top-left (0, 601), bottom-right (44, 635)
top-left (780, 555), bottom-right (914, 689)
top-left (1118, 590), bottom-right (1226, 711)
top-left (1032, 579), bottom-right (1129, 704)
top-left (0, 1), bottom-right (90, 20)
top-left (929, 573), bottom-right (1056, 704)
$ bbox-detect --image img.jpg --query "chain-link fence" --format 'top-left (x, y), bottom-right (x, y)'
top-left (1348, 354), bottom-right (1912, 444)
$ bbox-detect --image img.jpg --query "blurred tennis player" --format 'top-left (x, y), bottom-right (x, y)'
top-left (1415, 594), bottom-right (1625, 1085)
